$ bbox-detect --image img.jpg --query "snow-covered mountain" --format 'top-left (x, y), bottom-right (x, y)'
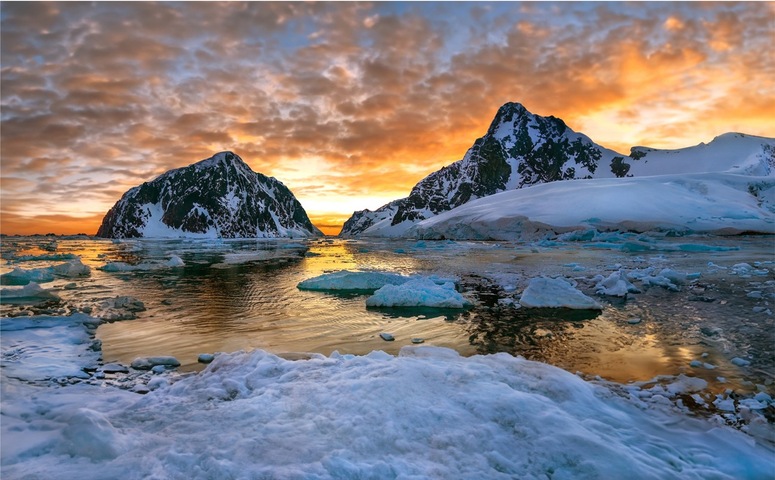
top-left (410, 173), bottom-right (775, 241)
top-left (340, 102), bottom-right (774, 237)
top-left (97, 152), bottom-right (322, 238)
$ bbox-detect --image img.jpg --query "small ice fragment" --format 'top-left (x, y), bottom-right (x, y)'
top-left (198, 353), bottom-right (215, 363)
top-left (411, 338), bottom-right (425, 344)
top-left (731, 357), bottom-right (751, 367)
top-left (147, 377), bottom-right (168, 391)
top-left (100, 363), bottom-right (129, 374)
top-left (166, 255), bottom-right (185, 267)
top-left (380, 332), bottom-right (395, 341)
top-left (131, 356), bottom-right (181, 370)
top-left (690, 360), bottom-right (703, 368)
top-left (627, 317), bottom-right (642, 325)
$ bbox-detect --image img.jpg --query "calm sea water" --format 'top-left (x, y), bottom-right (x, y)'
top-left (2, 234), bottom-right (773, 394)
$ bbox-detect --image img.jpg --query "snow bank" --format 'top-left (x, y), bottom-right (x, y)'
top-left (298, 270), bottom-right (409, 292)
top-left (3, 339), bottom-right (773, 479)
top-left (411, 173), bottom-right (775, 240)
top-left (519, 277), bottom-right (603, 309)
top-left (365, 278), bottom-right (470, 308)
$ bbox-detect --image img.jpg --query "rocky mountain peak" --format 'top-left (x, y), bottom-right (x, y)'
top-left (97, 152), bottom-right (321, 239)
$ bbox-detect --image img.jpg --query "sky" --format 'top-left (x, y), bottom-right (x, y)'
top-left (1, 2), bottom-right (773, 236)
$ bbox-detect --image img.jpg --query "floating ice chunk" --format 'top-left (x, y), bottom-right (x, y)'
top-left (657, 268), bottom-right (691, 285)
top-left (731, 357), bottom-right (751, 367)
top-left (298, 270), bottom-right (409, 292)
top-left (519, 277), bottom-right (602, 310)
top-left (198, 353), bottom-right (215, 363)
top-left (101, 256), bottom-right (185, 272)
top-left (594, 270), bottom-right (640, 297)
top-left (1, 267), bottom-right (55, 285)
top-left (714, 396), bottom-right (736, 412)
top-left (130, 356), bottom-right (181, 370)
top-left (665, 374), bottom-right (708, 395)
top-left (366, 278), bottom-right (470, 309)
top-left (51, 258), bottom-right (91, 277)
top-left (379, 332), bottom-right (395, 341)
top-left (96, 296), bottom-right (146, 321)
top-left (0, 282), bottom-right (60, 301)
top-left (101, 363), bottom-right (129, 374)
top-left (627, 317), bottom-right (642, 325)
top-left (166, 255), bottom-right (185, 267)
top-left (147, 377), bottom-right (169, 391)
top-left (640, 275), bottom-right (679, 291)
top-left (1, 258), bottom-right (90, 286)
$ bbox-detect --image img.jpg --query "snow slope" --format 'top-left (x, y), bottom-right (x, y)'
top-left (411, 173), bottom-right (775, 241)
top-left (2, 313), bottom-right (774, 479)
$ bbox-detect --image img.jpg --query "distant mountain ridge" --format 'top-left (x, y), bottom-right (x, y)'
top-left (97, 152), bottom-right (322, 238)
top-left (340, 102), bottom-right (774, 237)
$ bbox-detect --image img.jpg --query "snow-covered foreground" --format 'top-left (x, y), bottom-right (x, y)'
top-left (2, 312), bottom-right (774, 479)
top-left (410, 173), bottom-right (775, 240)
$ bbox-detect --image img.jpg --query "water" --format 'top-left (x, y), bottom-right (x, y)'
top-left (1, 234), bottom-right (773, 397)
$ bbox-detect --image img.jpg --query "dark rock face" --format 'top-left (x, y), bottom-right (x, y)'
top-left (340, 102), bottom-right (619, 236)
top-left (97, 152), bottom-right (322, 238)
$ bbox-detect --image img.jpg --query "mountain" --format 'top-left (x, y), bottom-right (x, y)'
top-left (410, 172), bottom-right (775, 241)
top-left (339, 102), bottom-right (774, 237)
top-left (96, 152), bottom-right (322, 238)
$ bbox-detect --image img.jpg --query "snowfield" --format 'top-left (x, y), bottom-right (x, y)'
top-left (411, 173), bottom-right (775, 241)
top-left (2, 313), bottom-right (774, 479)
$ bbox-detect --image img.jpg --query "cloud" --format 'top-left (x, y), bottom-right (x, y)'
top-left (1, 2), bottom-right (772, 235)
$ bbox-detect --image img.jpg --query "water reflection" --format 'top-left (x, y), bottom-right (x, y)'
top-left (1, 235), bottom-right (773, 395)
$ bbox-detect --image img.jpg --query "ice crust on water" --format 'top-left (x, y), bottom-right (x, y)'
top-left (365, 278), bottom-right (470, 309)
top-left (519, 277), bottom-right (603, 309)
top-left (2, 326), bottom-right (774, 479)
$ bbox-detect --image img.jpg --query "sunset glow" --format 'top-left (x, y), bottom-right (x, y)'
top-left (1, 2), bottom-right (773, 236)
